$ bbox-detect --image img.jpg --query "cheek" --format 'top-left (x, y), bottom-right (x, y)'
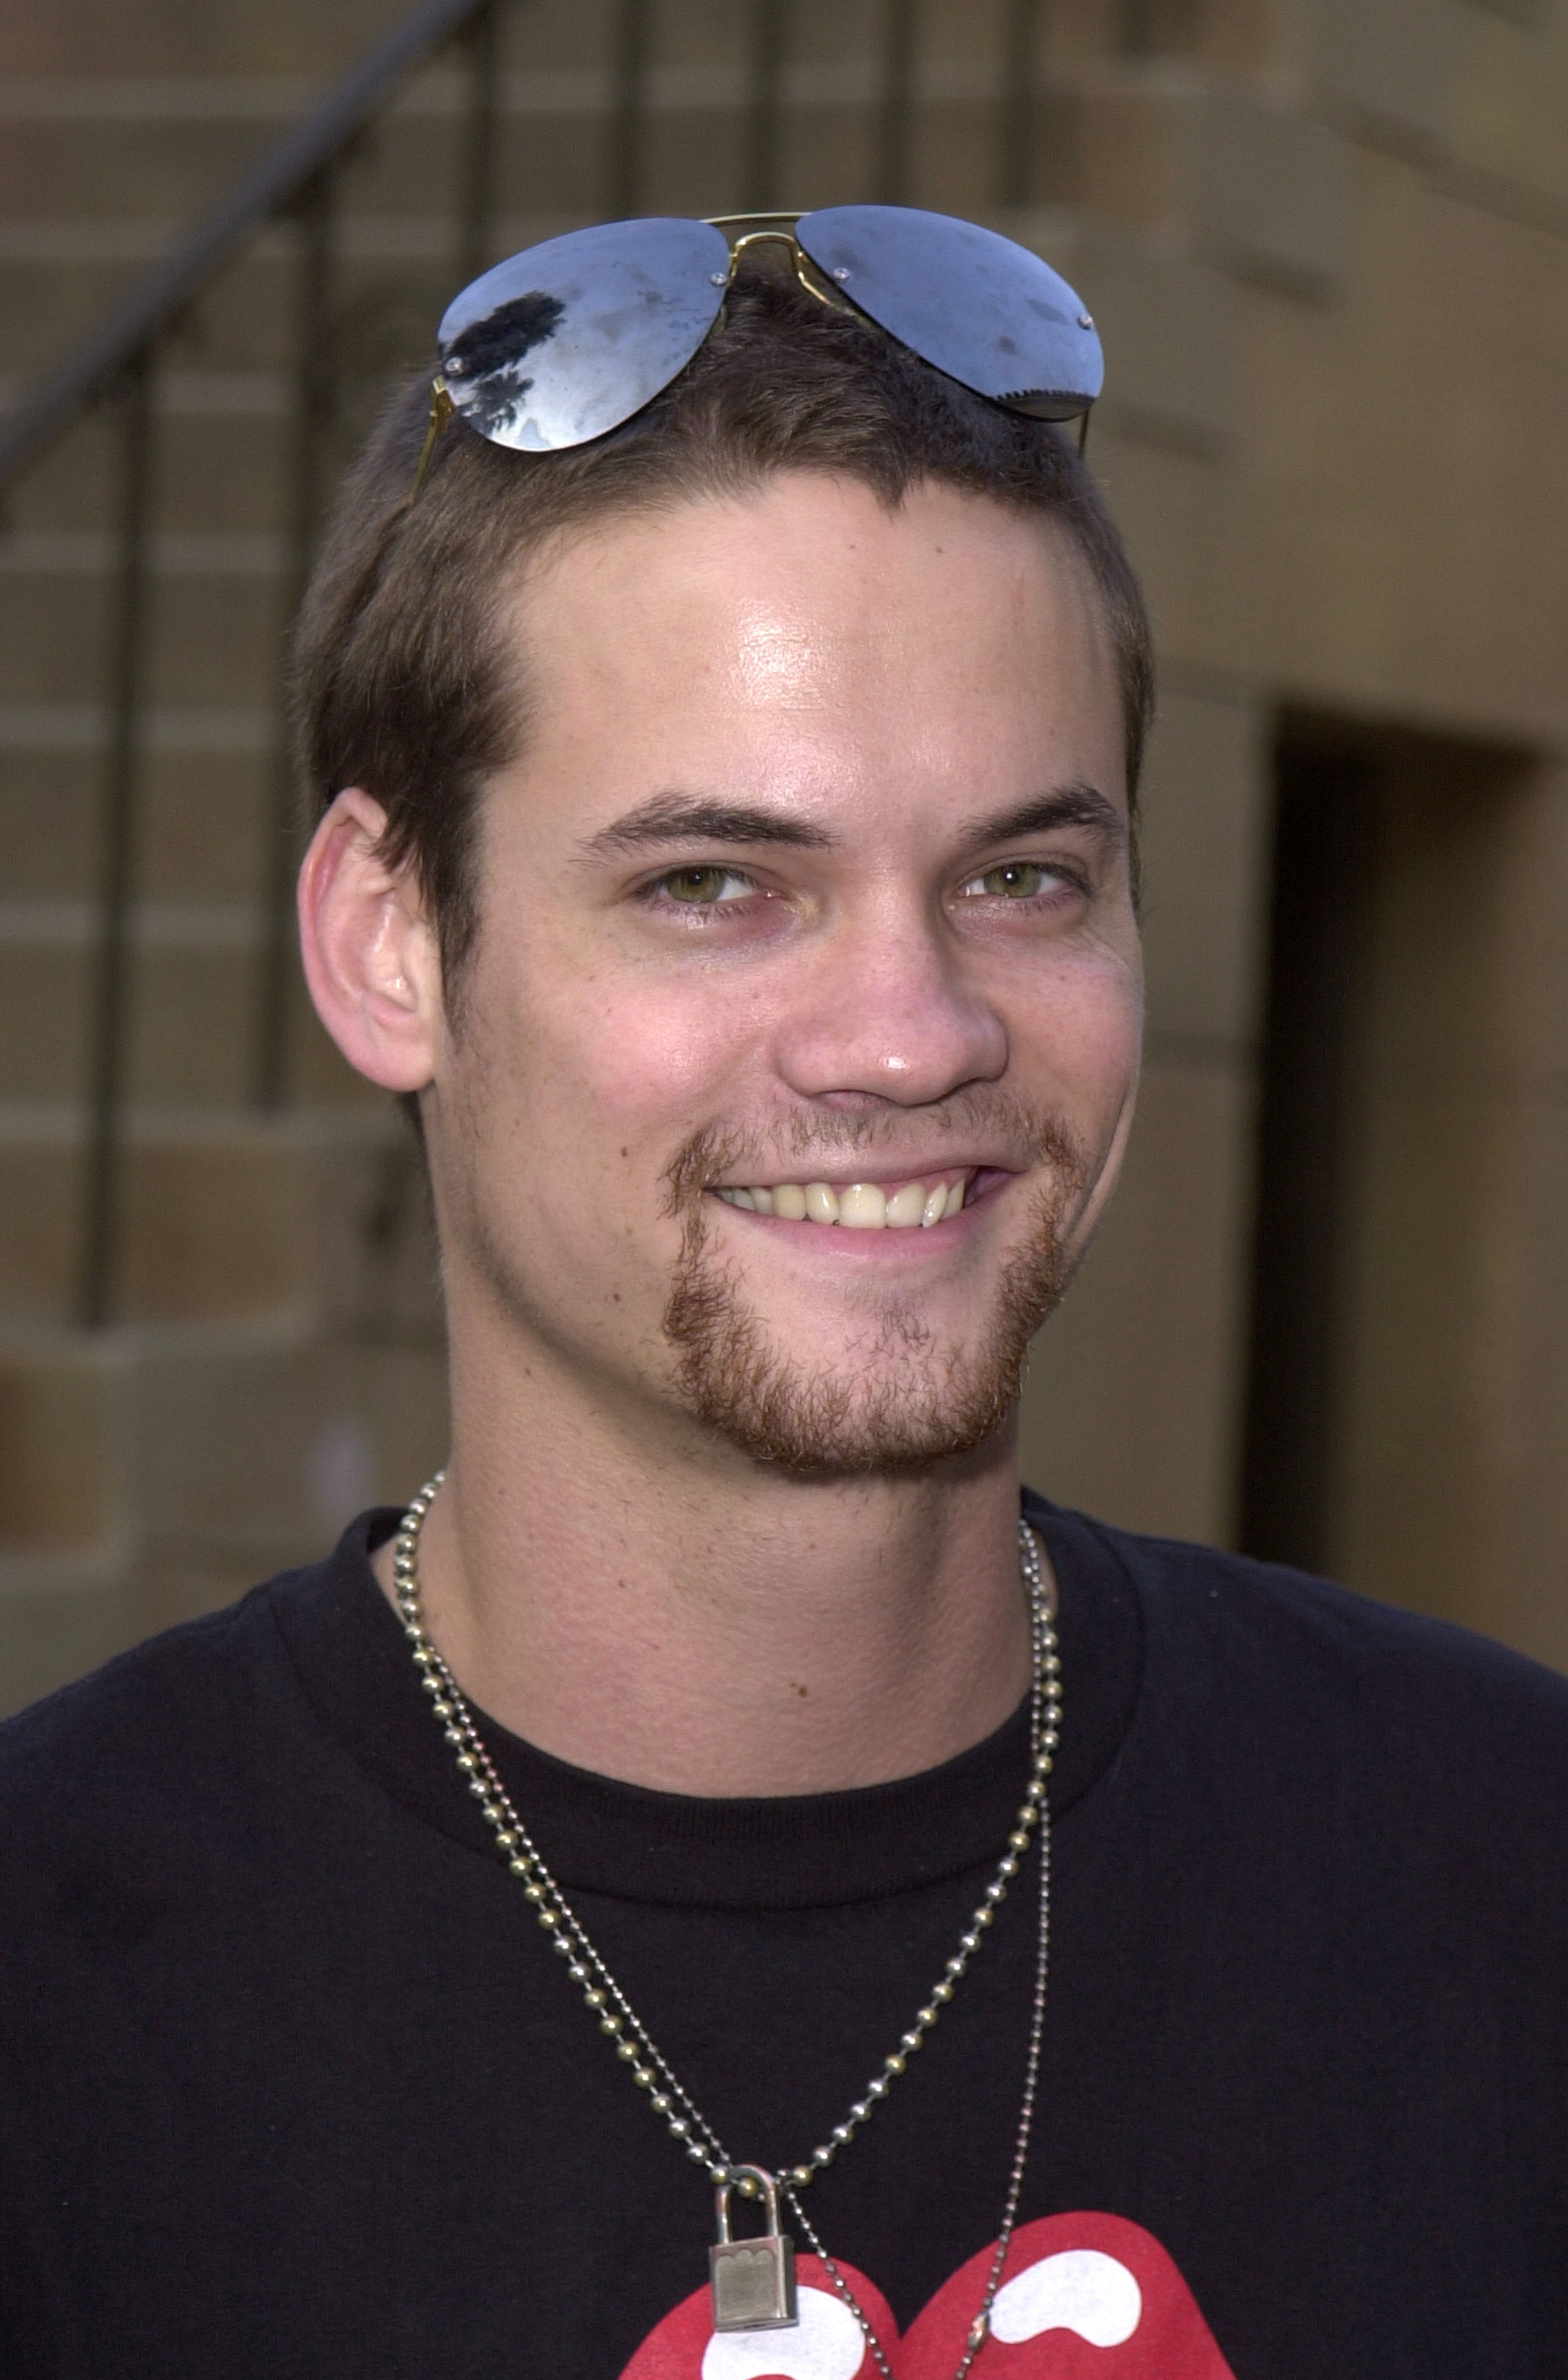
top-left (483, 948), bottom-right (767, 1169)
top-left (1016, 950), bottom-right (1144, 1129)
top-left (577, 990), bottom-right (757, 1119)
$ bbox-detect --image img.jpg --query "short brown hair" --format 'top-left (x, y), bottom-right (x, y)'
top-left (294, 260), bottom-right (1155, 1003)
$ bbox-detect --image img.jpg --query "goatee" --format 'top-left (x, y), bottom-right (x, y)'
top-left (661, 1097), bottom-right (1089, 1476)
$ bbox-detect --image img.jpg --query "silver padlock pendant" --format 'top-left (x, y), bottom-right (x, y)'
top-left (709, 2165), bottom-right (798, 2332)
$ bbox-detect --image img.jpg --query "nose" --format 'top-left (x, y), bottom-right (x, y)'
top-left (774, 890), bottom-right (1008, 1109)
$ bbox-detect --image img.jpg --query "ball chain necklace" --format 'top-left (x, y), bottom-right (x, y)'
top-left (393, 1475), bottom-right (1061, 2378)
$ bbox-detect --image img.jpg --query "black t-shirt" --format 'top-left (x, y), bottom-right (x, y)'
top-left (1, 1494), bottom-right (1566, 2379)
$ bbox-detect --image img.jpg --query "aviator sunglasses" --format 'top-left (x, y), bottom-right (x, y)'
top-left (414, 205), bottom-right (1104, 483)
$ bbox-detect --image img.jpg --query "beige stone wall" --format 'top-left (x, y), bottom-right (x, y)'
top-left (1017, 10), bottom-right (1568, 1672)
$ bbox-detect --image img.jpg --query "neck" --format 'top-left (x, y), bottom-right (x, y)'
top-left (372, 1327), bottom-right (1039, 1798)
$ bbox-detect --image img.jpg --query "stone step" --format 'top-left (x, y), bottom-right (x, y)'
top-left (1, 0), bottom-right (414, 82)
top-left (0, 555), bottom-right (286, 710)
top-left (1, 382), bottom-right (295, 537)
top-left (0, 906), bottom-right (373, 1103)
top-left (0, 743), bottom-right (267, 905)
top-left (0, 223), bottom-right (464, 381)
top-left (0, 80), bottom-right (327, 224)
top-left (6, 0), bottom-right (1272, 93)
top-left (0, 59), bottom-right (1052, 231)
top-left (0, 1310), bottom-right (448, 1715)
top-left (0, 1101), bottom-right (437, 1327)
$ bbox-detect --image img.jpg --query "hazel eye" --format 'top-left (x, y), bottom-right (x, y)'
top-left (962, 862), bottom-right (1055, 899)
top-left (660, 866), bottom-right (753, 904)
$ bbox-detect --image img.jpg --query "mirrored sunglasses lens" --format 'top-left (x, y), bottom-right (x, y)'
top-left (797, 206), bottom-right (1103, 421)
top-left (437, 217), bottom-right (731, 452)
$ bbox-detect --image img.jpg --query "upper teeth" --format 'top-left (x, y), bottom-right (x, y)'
top-left (715, 1177), bottom-right (967, 1228)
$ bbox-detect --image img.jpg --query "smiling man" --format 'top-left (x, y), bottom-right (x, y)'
top-left (1, 218), bottom-right (1565, 2380)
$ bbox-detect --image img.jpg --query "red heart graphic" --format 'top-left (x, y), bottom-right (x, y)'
top-left (619, 2211), bottom-right (1236, 2377)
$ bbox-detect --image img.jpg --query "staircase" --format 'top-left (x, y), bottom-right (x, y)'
top-left (0, 0), bottom-right (485, 1708)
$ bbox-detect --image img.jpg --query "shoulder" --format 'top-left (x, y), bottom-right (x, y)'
top-left (1028, 1493), bottom-right (1568, 1830)
top-left (1, 1588), bottom-right (259, 1763)
top-left (1128, 1519), bottom-right (1565, 1714)
top-left (0, 1514), bottom-right (400, 1839)
top-left (0, 1574), bottom-right (311, 1895)
top-left (1040, 1494), bottom-right (1568, 1717)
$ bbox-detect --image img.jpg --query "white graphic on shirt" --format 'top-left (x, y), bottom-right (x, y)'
top-left (700, 2286), bottom-right (865, 2379)
top-left (991, 2248), bottom-right (1142, 2346)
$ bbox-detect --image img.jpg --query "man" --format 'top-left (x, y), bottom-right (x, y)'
top-left (1, 214), bottom-right (1564, 2380)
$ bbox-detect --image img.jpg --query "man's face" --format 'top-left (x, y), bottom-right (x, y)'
top-left (426, 473), bottom-right (1142, 1474)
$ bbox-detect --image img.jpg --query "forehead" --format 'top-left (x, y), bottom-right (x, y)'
top-left (502, 474), bottom-right (1126, 828)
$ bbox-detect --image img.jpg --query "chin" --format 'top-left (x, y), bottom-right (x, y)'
top-left (663, 1221), bottom-right (1071, 1479)
top-left (698, 1363), bottom-right (1022, 1476)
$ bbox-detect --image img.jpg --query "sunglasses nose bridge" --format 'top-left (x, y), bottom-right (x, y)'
top-left (720, 223), bottom-right (853, 314)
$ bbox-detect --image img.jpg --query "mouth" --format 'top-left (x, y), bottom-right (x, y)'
top-left (709, 1166), bottom-right (1007, 1232)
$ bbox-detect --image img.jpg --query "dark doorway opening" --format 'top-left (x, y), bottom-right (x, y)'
top-left (1239, 715), bottom-right (1539, 1621)
top-left (1238, 737), bottom-right (1376, 1573)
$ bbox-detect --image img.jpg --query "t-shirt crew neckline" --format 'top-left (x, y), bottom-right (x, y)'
top-left (267, 1492), bottom-right (1144, 1913)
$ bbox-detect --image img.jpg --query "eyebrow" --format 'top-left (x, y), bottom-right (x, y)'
top-left (958, 782), bottom-right (1126, 855)
top-left (580, 793), bottom-right (836, 860)
top-left (579, 779), bottom-right (1124, 864)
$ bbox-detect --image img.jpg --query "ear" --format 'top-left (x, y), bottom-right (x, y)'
top-left (297, 788), bottom-right (444, 1093)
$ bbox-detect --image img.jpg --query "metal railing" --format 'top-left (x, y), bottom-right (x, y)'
top-left (0, 0), bottom-right (1053, 1329)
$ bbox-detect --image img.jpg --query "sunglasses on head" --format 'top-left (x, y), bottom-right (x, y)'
top-left (414, 205), bottom-right (1104, 487)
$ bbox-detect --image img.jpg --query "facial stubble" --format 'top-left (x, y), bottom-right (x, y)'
top-left (662, 1105), bottom-right (1090, 1475)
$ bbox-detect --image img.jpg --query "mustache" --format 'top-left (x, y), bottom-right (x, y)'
top-left (661, 1090), bottom-right (1089, 1222)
